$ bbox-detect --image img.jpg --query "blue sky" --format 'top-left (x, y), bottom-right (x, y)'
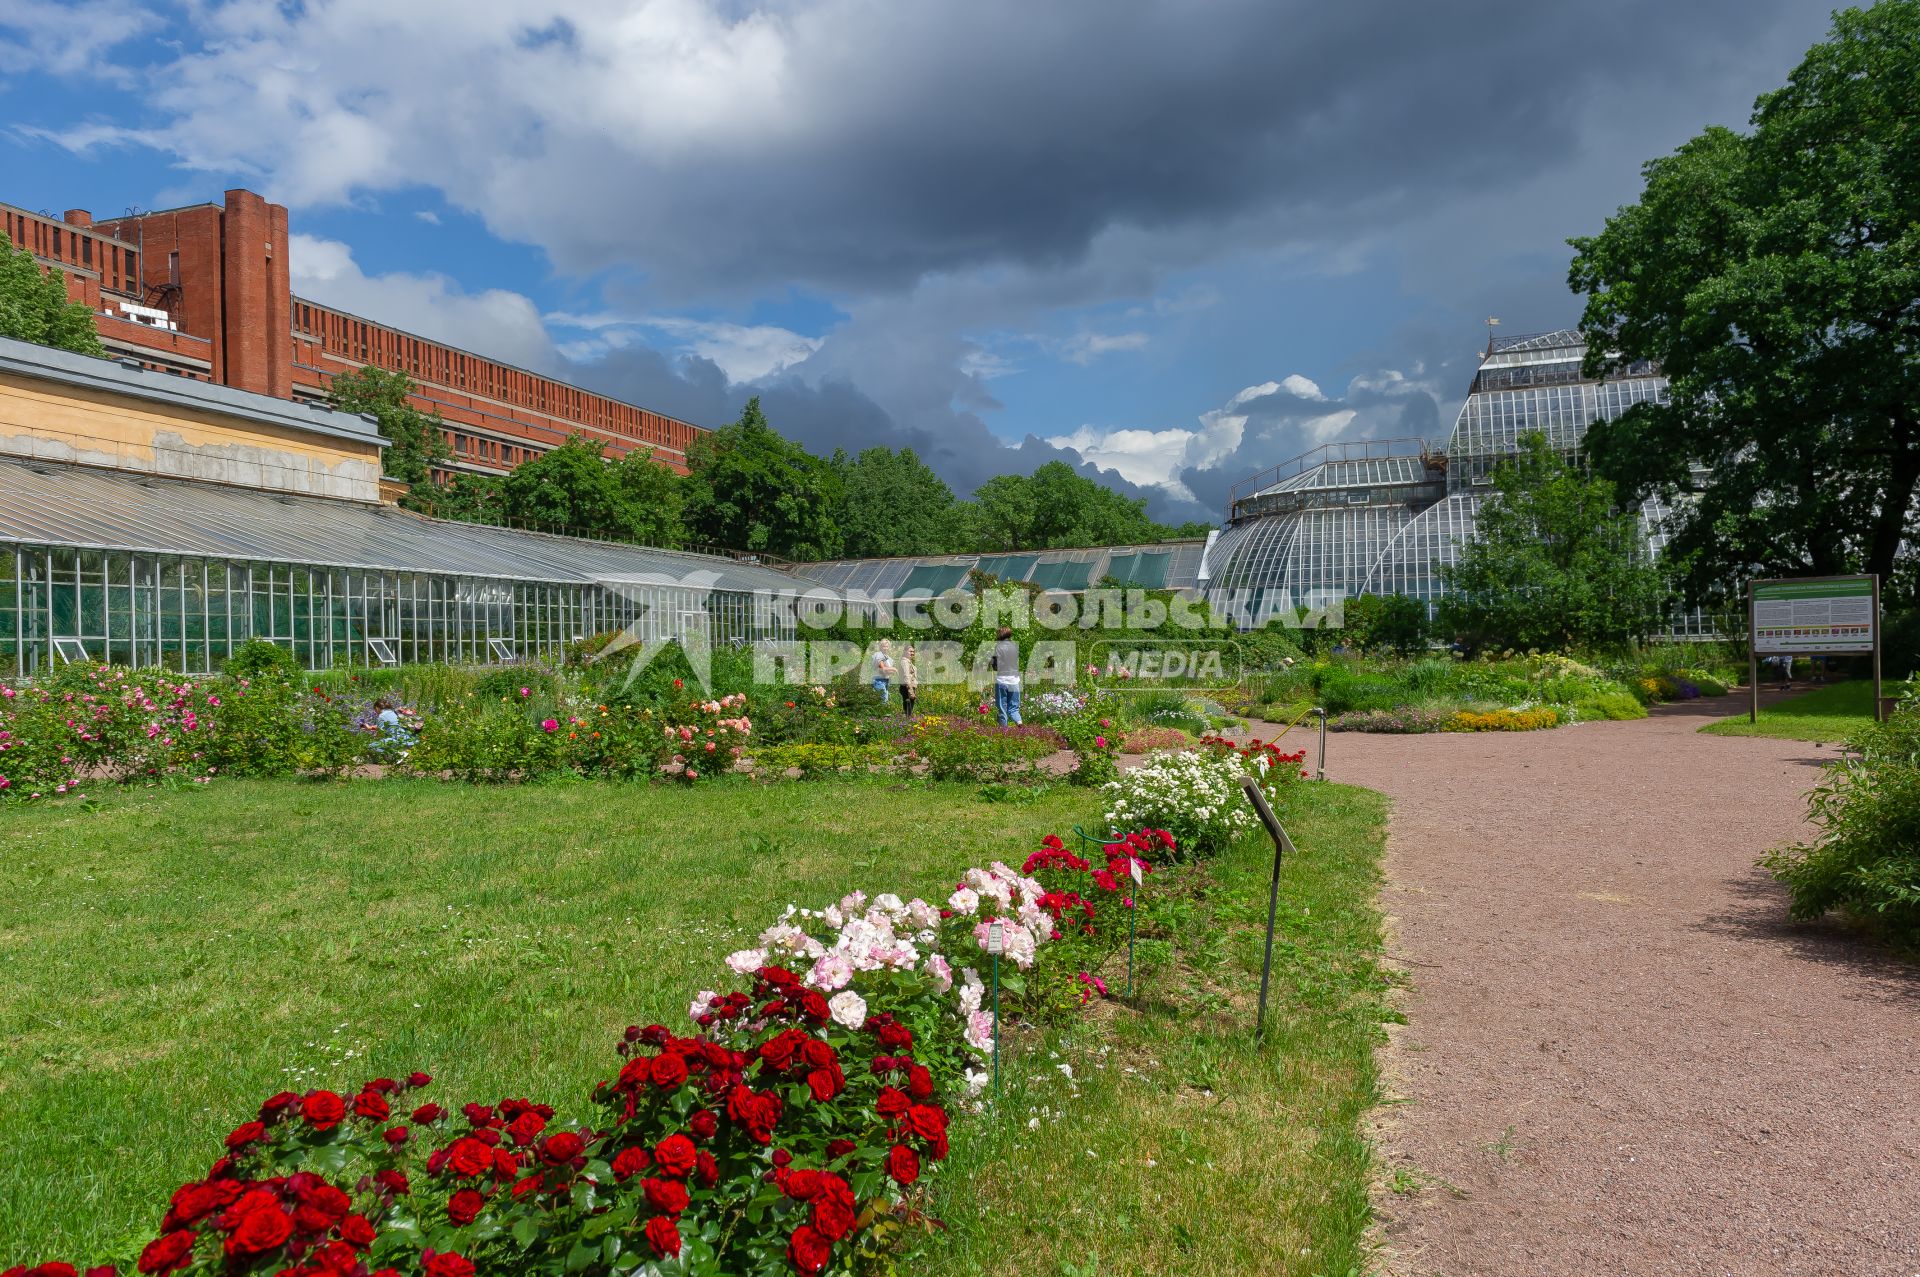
top-left (0, 0), bottom-right (1838, 521)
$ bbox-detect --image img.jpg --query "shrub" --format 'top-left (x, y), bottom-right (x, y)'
top-left (1444, 707), bottom-right (1561, 732)
top-left (1120, 726), bottom-right (1194, 752)
top-left (753, 742), bottom-right (894, 779)
top-left (222, 638), bottom-right (302, 681)
top-left (202, 671), bottom-right (306, 778)
top-left (1055, 710), bottom-right (1119, 788)
top-left (1102, 746), bottom-right (1298, 857)
top-left (1572, 693), bottom-right (1647, 721)
top-left (902, 718), bottom-right (1061, 783)
top-left (1762, 697), bottom-right (1920, 941)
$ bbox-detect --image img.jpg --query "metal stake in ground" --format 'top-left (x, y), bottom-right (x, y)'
top-left (1239, 774), bottom-right (1296, 1040)
top-left (986, 919), bottom-right (1005, 1100)
top-left (1313, 706), bottom-right (1328, 781)
top-left (1074, 823), bottom-right (1136, 995)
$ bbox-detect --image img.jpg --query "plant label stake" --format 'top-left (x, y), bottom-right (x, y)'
top-left (1126, 855), bottom-right (1142, 997)
top-left (986, 920), bottom-right (1005, 1100)
top-left (1239, 775), bottom-right (1296, 1041)
top-left (1313, 706), bottom-right (1328, 781)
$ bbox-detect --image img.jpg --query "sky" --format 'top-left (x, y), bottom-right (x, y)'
top-left (0, 0), bottom-right (1841, 523)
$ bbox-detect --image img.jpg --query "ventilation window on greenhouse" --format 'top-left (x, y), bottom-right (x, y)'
top-left (53, 636), bottom-right (91, 665)
top-left (488, 637), bottom-right (517, 662)
top-left (366, 637), bottom-right (398, 667)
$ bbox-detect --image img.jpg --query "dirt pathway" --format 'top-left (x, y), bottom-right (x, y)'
top-left (1326, 696), bottom-right (1920, 1277)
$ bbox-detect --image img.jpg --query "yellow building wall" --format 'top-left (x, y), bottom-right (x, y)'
top-left (0, 372), bottom-right (385, 502)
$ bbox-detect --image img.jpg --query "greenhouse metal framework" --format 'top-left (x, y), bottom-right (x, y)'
top-left (0, 458), bottom-right (800, 676)
top-left (1202, 329), bottom-right (1708, 631)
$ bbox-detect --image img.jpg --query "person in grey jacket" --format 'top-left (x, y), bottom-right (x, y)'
top-left (992, 627), bottom-right (1022, 725)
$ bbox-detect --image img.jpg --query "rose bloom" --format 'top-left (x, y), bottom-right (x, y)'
top-left (643, 1178), bottom-right (690, 1215)
top-left (224, 1205), bottom-right (293, 1256)
top-left (887, 1144), bottom-right (920, 1186)
top-left (787, 1225), bottom-right (833, 1275)
top-left (653, 1134), bottom-right (697, 1178)
top-left (301, 1090), bottom-right (346, 1130)
top-left (644, 1216), bottom-right (681, 1259)
top-left (136, 1230), bottom-right (196, 1276)
top-left (827, 990), bottom-right (867, 1030)
top-left (446, 1189), bottom-right (485, 1226)
top-left (422, 1252), bottom-right (475, 1277)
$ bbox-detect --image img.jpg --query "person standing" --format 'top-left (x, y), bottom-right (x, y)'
top-left (992, 627), bottom-right (1022, 725)
top-left (872, 638), bottom-right (895, 704)
top-left (900, 643), bottom-right (919, 718)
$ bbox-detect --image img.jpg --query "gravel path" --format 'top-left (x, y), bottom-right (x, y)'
top-left (1325, 696), bottom-right (1920, 1277)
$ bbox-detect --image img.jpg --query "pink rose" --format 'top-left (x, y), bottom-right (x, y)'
top-left (541, 718), bottom-right (558, 733)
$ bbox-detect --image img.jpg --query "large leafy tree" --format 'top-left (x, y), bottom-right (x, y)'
top-left (499, 435), bottom-right (631, 538)
top-left (966, 461), bottom-right (1169, 551)
top-left (1437, 433), bottom-right (1671, 651)
top-left (1568, 0), bottom-right (1920, 608)
top-left (833, 445), bottom-right (962, 557)
top-left (682, 397), bottom-right (845, 559)
top-left (0, 241), bottom-right (104, 356)
top-left (613, 446), bottom-right (687, 547)
top-left (328, 366), bottom-right (449, 490)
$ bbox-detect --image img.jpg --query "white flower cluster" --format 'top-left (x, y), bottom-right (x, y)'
top-left (1101, 749), bottom-right (1254, 854)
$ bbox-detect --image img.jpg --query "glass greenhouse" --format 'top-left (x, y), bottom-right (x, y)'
top-left (1203, 329), bottom-right (1706, 629)
top-left (0, 457), bottom-right (800, 676)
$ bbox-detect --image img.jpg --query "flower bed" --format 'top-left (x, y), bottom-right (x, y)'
top-left (3, 824), bottom-right (1178, 1277)
top-left (1103, 743), bottom-right (1303, 858)
top-left (1443, 706), bottom-right (1561, 732)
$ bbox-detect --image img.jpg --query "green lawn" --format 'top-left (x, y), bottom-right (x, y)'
top-left (0, 776), bottom-right (1390, 1274)
top-left (1699, 680), bottom-right (1883, 743)
top-left (924, 784), bottom-right (1393, 1277)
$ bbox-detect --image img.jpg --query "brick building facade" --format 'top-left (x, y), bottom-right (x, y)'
top-left (3, 189), bottom-right (703, 478)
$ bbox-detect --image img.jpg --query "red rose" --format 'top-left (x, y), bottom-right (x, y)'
top-left (907, 1064), bottom-right (934, 1101)
top-left (539, 1132), bottom-right (584, 1166)
top-left (301, 1091), bottom-right (346, 1131)
top-left (506, 1111), bottom-right (545, 1148)
top-left (411, 1103), bottom-right (445, 1124)
top-left (308, 1241), bottom-right (359, 1274)
top-left (136, 1230), bottom-right (196, 1275)
top-left (258, 1091), bottom-right (298, 1121)
top-left (492, 1150), bottom-right (521, 1180)
top-left (224, 1206), bottom-right (293, 1256)
top-left (642, 1178), bottom-right (689, 1215)
top-left (364, 1077), bottom-right (399, 1094)
top-left (383, 1126), bottom-right (409, 1147)
top-left (877, 1022), bottom-right (913, 1051)
top-left (353, 1092), bottom-right (390, 1122)
top-left (806, 1067), bottom-right (842, 1103)
top-left (445, 1138), bottom-right (494, 1178)
top-left (758, 1032), bottom-right (800, 1071)
top-left (874, 1087), bottom-right (910, 1119)
top-left (338, 1215), bottom-right (377, 1248)
top-left (225, 1121), bottom-right (266, 1151)
top-left (219, 1188), bottom-right (281, 1231)
top-left (783, 1168), bottom-right (822, 1200)
top-left (694, 1151), bottom-right (718, 1188)
top-left (446, 1189), bottom-right (485, 1226)
top-left (905, 1104), bottom-right (947, 1141)
top-left (649, 1053), bottom-right (689, 1089)
top-left (798, 990), bottom-right (830, 1021)
top-left (373, 1170), bottom-right (410, 1196)
top-left (688, 1110), bottom-right (718, 1141)
top-left (610, 1147), bottom-right (652, 1181)
top-left (26, 1265), bottom-right (76, 1277)
top-left (421, 1252), bottom-right (474, 1277)
top-left (826, 1139), bottom-right (855, 1161)
top-left (886, 1145), bottom-right (920, 1186)
top-left (787, 1225), bottom-right (832, 1275)
top-left (461, 1104), bottom-right (495, 1127)
top-left (653, 1134), bottom-right (697, 1178)
top-left (643, 1216), bottom-right (681, 1259)
top-left (407, 1072), bottom-right (432, 1088)
top-left (799, 1039), bottom-right (835, 1070)
top-left (167, 1182), bottom-right (219, 1225)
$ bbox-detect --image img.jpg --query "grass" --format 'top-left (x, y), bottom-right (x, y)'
top-left (922, 783), bottom-right (1393, 1277)
top-left (0, 776), bottom-right (1392, 1275)
top-left (1699, 680), bottom-right (1882, 743)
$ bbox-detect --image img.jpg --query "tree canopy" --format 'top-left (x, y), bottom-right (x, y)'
top-left (833, 446), bottom-right (964, 557)
top-left (967, 461), bottom-right (1169, 551)
top-left (0, 242), bottom-right (104, 357)
top-left (681, 397), bottom-right (847, 560)
top-left (1437, 433), bottom-right (1671, 651)
top-left (327, 366), bottom-right (449, 491)
top-left (1568, 0), bottom-right (1920, 607)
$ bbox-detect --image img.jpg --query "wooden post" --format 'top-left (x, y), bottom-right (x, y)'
top-left (1748, 578), bottom-right (1759, 724)
top-left (1872, 574), bottom-right (1884, 723)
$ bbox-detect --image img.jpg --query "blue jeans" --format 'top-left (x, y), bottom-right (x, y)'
top-left (994, 680), bottom-right (1022, 725)
top-left (872, 677), bottom-right (889, 703)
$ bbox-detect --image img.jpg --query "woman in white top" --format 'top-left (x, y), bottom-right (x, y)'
top-left (872, 638), bottom-right (896, 704)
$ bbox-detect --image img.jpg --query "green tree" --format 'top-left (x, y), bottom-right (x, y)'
top-left (1341, 593), bottom-right (1430, 655)
top-left (423, 472), bottom-right (504, 524)
top-left (328, 366), bottom-right (449, 490)
top-left (833, 446), bottom-right (961, 557)
top-left (1568, 0), bottom-right (1920, 608)
top-left (613, 447), bottom-right (686, 547)
top-left (0, 241), bottom-right (104, 356)
top-left (966, 462), bottom-right (1170, 552)
top-left (682, 398), bottom-right (845, 559)
top-left (1437, 434), bottom-right (1670, 651)
top-left (500, 435), bottom-right (632, 539)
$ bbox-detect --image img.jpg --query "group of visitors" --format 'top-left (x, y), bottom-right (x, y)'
top-left (867, 627), bottom-right (1025, 726)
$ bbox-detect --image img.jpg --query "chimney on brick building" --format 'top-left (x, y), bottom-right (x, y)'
top-left (63, 209), bottom-right (93, 228)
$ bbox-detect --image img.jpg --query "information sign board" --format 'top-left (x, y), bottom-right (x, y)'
top-left (1751, 577), bottom-right (1876, 654)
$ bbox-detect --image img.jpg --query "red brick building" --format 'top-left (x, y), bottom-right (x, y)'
top-left (2, 189), bottom-right (703, 477)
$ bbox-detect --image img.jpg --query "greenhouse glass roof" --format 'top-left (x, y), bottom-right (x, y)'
top-left (0, 458), bottom-right (801, 593)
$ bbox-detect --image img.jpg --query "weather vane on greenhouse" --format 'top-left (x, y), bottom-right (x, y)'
top-left (1484, 315), bottom-right (1500, 354)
